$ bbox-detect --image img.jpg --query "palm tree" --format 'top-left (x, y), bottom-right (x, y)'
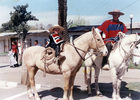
top-left (58, 0), bottom-right (70, 42)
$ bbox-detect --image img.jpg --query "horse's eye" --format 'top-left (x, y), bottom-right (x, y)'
top-left (136, 46), bottom-right (139, 49)
top-left (97, 39), bottom-right (100, 41)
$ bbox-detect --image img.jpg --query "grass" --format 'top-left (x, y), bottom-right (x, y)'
top-left (0, 52), bottom-right (8, 56)
top-left (82, 59), bottom-right (140, 69)
top-left (126, 82), bottom-right (140, 92)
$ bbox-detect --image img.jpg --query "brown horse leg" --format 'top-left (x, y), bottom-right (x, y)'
top-left (69, 73), bottom-right (77, 100)
top-left (28, 66), bottom-right (39, 100)
top-left (63, 70), bottom-right (71, 100)
top-left (94, 65), bottom-right (102, 96)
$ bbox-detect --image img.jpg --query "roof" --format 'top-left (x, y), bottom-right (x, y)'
top-left (125, 23), bottom-right (140, 29)
top-left (68, 25), bottom-right (99, 32)
top-left (0, 30), bottom-right (50, 37)
top-left (0, 32), bottom-right (17, 37)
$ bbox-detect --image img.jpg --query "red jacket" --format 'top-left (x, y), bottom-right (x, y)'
top-left (98, 19), bottom-right (128, 43)
top-left (12, 45), bottom-right (17, 53)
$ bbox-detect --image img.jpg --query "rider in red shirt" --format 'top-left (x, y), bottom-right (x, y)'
top-left (96, 9), bottom-right (128, 70)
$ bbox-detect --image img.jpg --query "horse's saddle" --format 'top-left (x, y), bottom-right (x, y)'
top-left (41, 46), bottom-right (65, 66)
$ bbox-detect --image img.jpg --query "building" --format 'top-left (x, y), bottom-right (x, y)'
top-left (0, 30), bottom-right (50, 53)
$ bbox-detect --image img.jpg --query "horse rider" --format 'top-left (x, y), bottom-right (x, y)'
top-left (96, 9), bottom-right (128, 70)
top-left (45, 25), bottom-right (65, 63)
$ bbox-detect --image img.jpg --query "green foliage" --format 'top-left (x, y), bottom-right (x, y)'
top-left (1, 4), bottom-right (38, 40)
top-left (68, 15), bottom-right (90, 28)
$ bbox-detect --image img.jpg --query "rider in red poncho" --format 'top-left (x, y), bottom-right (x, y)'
top-left (96, 9), bottom-right (128, 70)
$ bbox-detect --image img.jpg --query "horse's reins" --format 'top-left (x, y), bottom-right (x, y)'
top-left (72, 31), bottom-right (105, 61)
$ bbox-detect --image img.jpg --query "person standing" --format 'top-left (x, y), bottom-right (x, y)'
top-left (96, 9), bottom-right (128, 70)
top-left (12, 41), bottom-right (19, 67)
top-left (8, 48), bottom-right (17, 68)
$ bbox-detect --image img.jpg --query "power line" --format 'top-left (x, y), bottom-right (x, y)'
top-left (120, 0), bottom-right (139, 11)
top-left (95, 0), bottom-right (139, 25)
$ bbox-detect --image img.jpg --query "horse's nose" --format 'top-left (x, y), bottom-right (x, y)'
top-left (134, 62), bottom-right (138, 66)
top-left (105, 51), bottom-right (108, 56)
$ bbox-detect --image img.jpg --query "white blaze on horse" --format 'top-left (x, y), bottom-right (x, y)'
top-left (21, 27), bottom-right (108, 100)
top-left (84, 32), bottom-right (140, 100)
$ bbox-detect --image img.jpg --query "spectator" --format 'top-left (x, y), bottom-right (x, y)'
top-left (34, 40), bottom-right (41, 46)
top-left (12, 41), bottom-right (19, 67)
top-left (8, 48), bottom-right (17, 68)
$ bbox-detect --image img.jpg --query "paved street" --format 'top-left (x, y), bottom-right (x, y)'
top-left (0, 56), bottom-right (140, 100)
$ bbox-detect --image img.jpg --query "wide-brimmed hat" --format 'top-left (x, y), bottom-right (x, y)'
top-left (108, 9), bottom-right (124, 15)
top-left (49, 25), bottom-right (64, 33)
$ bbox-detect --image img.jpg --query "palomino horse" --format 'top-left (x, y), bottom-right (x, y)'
top-left (21, 27), bottom-right (108, 100)
top-left (84, 33), bottom-right (140, 100)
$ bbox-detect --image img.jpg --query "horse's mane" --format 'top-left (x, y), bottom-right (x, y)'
top-left (73, 31), bottom-right (91, 42)
top-left (112, 34), bottom-right (136, 51)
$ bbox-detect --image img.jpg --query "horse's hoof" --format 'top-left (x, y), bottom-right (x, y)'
top-left (29, 96), bottom-right (35, 100)
top-left (88, 92), bottom-right (92, 96)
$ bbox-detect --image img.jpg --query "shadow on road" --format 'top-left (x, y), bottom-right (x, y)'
top-left (90, 81), bottom-right (140, 100)
top-left (0, 65), bottom-right (9, 68)
top-left (38, 81), bottom-right (140, 100)
top-left (38, 85), bottom-right (90, 100)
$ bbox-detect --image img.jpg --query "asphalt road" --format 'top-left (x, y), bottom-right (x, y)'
top-left (0, 56), bottom-right (140, 100)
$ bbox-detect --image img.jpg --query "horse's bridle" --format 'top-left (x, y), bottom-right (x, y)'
top-left (91, 31), bottom-right (106, 52)
top-left (119, 39), bottom-right (140, 60)
top-left (72, 31), bottom-right (105, 61)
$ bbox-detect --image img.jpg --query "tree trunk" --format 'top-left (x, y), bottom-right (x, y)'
top-left (19, 39), bottom-right (24, 65)
top-left (58, 0), bottom-right (70, 42)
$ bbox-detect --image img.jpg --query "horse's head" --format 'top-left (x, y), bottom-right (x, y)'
top-left (90, 27), bottom-right (108, 56)
top-left (132, 33), bottom-right (140, 66)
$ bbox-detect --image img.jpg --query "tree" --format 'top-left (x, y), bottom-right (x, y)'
top-left (2, 4), bottom-right (38, 64)
top-left (68, 16), bottom-right (90, 28)
top-left (58, 0), bottom-right (70, 42)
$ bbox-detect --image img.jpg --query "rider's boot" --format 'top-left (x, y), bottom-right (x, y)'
top-left (102, 64), bottom-right (110, 70)
top-left (54, 55), bottom-right (65, 65)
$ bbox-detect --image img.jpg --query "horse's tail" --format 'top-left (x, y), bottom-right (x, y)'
top-left (21, 57), bottom-right (29, 85)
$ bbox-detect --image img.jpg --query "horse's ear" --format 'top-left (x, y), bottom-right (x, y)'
top-left (91, 27), bottom-right (95, 32)
top-left (118, 32), bottom-right (125, 40)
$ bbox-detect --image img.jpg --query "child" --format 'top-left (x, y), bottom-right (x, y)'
top-left (45, 25), bottom-right (65, 57)
top-left (45, 25), bottom-right (65, 64)
top-left (8, 49), bottom-right (17, 68)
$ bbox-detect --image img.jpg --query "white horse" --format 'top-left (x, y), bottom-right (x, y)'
top-left (133, 35), bottom-right (140, 66)
top-left (84, 33), bottom-right (140, 100)
top-left (21, 27), bottom-right (108, 100)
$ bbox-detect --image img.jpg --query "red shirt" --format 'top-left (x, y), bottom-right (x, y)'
top-left (12, 45), bottom-right (17, 53)
top-left (98, 19), bottom-right (128, 41)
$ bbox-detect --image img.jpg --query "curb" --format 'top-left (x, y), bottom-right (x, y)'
top-left (0, 81), bottom-right (42, 89)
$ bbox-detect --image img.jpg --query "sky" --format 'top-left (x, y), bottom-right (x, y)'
top-left (0, 0), bottom-right (140, 27)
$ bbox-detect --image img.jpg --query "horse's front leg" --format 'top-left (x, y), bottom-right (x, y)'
top-left (110, 68), bottom-right (118, 100)
top-left (69, 73), bottom-right (77, 100)
top-left (116, 77), bottom-right (123, 100)
top-left (94, 65), bottom-right (102, 96)
top-left (63, 70), bottom-right (71, 100)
